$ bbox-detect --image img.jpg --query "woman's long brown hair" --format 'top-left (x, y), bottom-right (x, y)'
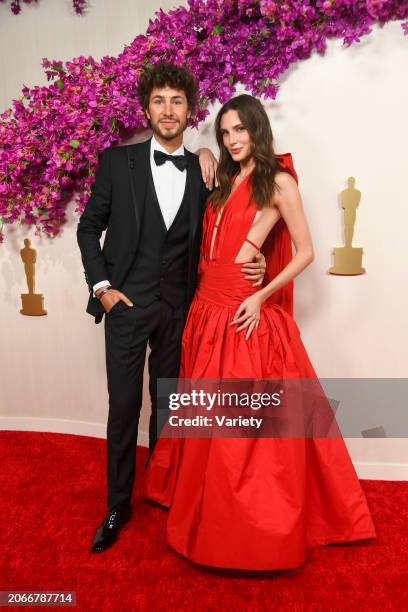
top-left (210, 94), bottom-right (286, 212)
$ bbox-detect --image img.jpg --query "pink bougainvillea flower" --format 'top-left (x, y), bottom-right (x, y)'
top-left (0, 0), bottom-right (407, 243)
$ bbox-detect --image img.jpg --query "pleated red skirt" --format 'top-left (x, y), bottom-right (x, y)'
top-left (143, 261), bottom-right (376, 570)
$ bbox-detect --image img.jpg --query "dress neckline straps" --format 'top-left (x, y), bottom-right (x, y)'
top-left (232, 168), bottom-right (254, 186)
top-left (220, 169), bottom-right (253, 212)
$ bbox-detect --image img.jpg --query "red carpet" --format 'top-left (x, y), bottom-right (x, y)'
top-left (1, 431), bottom-right (407, 611)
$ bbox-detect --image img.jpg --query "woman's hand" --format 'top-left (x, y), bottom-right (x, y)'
top-left (229, 292), bottom-right (264, 340)
top-left (197, 148), bottom-right (219, 190)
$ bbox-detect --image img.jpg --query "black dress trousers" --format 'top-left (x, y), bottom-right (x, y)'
top-left (104, 297), bottom-right (186, 510)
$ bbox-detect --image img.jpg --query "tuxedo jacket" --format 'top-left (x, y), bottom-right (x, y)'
top-left (77, 137), bottom-right (211, 324)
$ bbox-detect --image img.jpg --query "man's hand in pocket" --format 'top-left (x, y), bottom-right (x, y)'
top-left (96, 288), bottom-right (133, 313)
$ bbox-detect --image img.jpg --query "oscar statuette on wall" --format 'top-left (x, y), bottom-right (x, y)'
top-left (329, 177), bottom-right (366, 275)
top-left (20, 239), bottom-right (47, 316)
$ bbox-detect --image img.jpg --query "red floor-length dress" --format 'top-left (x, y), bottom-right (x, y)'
top-left (143, 154), bottom-right (376, 570)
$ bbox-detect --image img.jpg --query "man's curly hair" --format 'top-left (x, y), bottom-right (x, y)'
top-left (137, 62), bottom-right (198, 117)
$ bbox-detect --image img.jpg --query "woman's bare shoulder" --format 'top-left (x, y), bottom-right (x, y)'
top-left (274, 170), bottom-right (297, 190)
top-left (272, 171), bottom-right (298, 204)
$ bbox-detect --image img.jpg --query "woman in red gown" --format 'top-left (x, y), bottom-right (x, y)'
top-left (143, 94), bottom-right (376, 570)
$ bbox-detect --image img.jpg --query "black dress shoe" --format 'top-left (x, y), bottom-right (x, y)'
top-left (91, 503), bottom-right (132, 553)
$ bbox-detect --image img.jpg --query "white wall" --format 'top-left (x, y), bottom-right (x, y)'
top-left (1, 1), bottom-right (407, 476)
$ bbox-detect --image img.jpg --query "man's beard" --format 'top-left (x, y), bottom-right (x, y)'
top-left (152, 117), bottom-right (187, 140)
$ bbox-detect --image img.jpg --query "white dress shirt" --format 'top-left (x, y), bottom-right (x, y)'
top-left (93, 135), bottom-right (187, 296)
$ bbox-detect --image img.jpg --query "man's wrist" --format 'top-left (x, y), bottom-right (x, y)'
top-left (93, 279), bottom-right (111, 298)
top-left (96, 285), bottom-right (112, 299)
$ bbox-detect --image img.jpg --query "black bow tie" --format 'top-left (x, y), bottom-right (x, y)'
top-left (154, 149), bottom-right (187, 172)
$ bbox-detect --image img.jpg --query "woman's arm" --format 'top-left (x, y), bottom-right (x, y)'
top-left (258, 171), bottom-right (314, 302)
top-left (230, 171), bottom-right (314, 339)
top-left (196, 148), bottom-right (219, 190)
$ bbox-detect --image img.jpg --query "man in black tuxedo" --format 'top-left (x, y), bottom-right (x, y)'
top-left (77, 62), bottom-right (265, 552)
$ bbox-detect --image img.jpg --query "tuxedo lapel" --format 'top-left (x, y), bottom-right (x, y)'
top-left (147, 162), bottom-right (173, 234)
top-left (185, 149), bottom-right (201, 252)
top-left (126, 138), bottom-right (151, 246)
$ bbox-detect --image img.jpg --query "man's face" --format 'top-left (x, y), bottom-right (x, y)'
top-left (145, 85), bottom-right (191, 141)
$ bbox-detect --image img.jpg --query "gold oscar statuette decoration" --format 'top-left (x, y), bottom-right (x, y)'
top-left (329, 176), bottom-right (366, 275)
top-left (20, 238), bottom-right (47, 316)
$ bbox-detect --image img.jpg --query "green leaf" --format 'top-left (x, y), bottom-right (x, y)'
top-left (213, 24), bottom-right (223, 36)
top-left (37, 208), bottom-right (49, 219)
top-left (52, 65), bottom-right (66, 73)
top-left (56, 79), bottom-right (64, 92)
top-left (227, 75), bottom-right (234, 85)
top-left (199, 96), bottom-right (208, 109)
top-left (69, 140), bottom-right (80, 149)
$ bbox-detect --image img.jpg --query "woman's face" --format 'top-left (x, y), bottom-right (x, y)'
top-left (219, 109), bottom-right (252, 164)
